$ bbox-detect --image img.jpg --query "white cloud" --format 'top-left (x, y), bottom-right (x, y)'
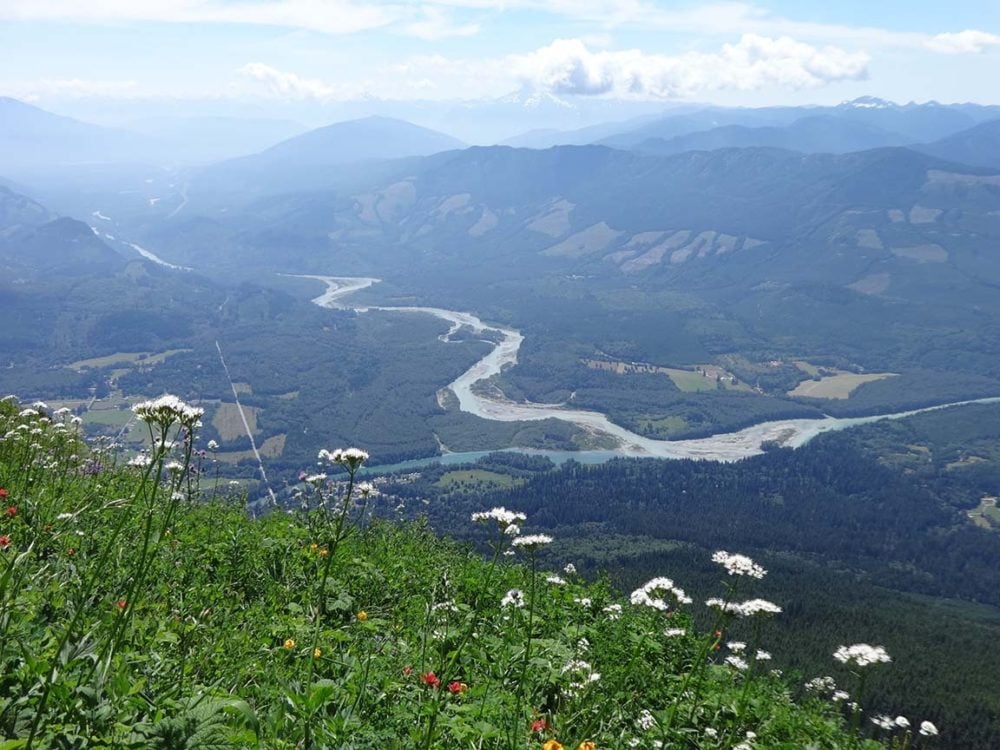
top-left (404, 6), bottom-right (480, 40)
top-left (237, 63), bottom-right (348, 100)
top-left (510, 35), bottom-right (870, 99)
top-left (925, 30), bottom-right (1000, 54)
top-left (1, 0), bottom-right (404, 35)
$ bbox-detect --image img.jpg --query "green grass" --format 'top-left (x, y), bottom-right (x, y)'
top-left (663, 368), bottom-right (720, 392)
top-left (81, 407), bottom-right (134, 427)
top-left (0, 397), bottom-right (883, 749)
top-left (436, 469), bottom-right (523, 489)
top-left (67, 349), bottom-right (190, 371)
top-left (637, 415), bottom-right (690, 437)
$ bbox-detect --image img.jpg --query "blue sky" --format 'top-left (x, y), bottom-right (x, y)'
top-left (1, 1), bottom-right (998, 130)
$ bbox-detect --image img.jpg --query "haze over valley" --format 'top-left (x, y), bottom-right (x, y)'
top-left (3, 3), bottom-right (1000, 747)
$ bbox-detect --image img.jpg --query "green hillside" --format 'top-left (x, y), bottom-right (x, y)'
top-left (0, 395), bottom-right (916, 749)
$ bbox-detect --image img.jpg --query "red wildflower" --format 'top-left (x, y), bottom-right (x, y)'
top-left (447, 681), bottom-right (468, 694)
top-left (67, 547), bottom-right (76, 555)
top-left (5, 506), bottom-right (15, 518)
top-left (0, 488), bottom-right (7, 499)
top-left (116, 599), bottom-right (127, 611)
top-left (0, 535), bottom-right (10, 550)
top-left (420, 671), bottom-right (440, 688)
top-left (531, 718), bottom-right (548, 733)
top-left (402, 665), bottom-right (413, 676)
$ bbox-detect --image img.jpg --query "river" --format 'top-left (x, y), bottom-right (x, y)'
top-left (301, 275), bottom-right (1000, 464)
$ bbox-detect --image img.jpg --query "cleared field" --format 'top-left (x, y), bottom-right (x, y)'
top-left (968, 496), bottom-right (1000, 530)
top-left (582, 359), bottom-right (749, 392)
top-left (212, 403), bottom-right (259, 441)
top-left (68, 349), bottom-right (189, 371)
top-left (435, 469), bottom-right (522, 489)
top-left (637, 415), bottom-right (689, 437)
top-left (788, 372), bottom-right (896, 399)
top-left (83, 408), bottom-right (133, 427)
top-left (216, 434), bottom-right (286, 463)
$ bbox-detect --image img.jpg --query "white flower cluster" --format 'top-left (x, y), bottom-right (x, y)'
top-left (602, 603), bottom-right (622, 620)
top-left (511, 534), bottom-right (553, 550)
top-left (805, 676), bottom-right (837, 693)
top-left (871, 715), bottom-right (937, 736)
top-left (470, 506), bottom-right (527, 527)
top-left (545, 574), bottom-right (566, 585)
top-left (726, 654), bottom-right (749, 671)
top-left (132, 395), bottom-right (204, 428)
top-left (561, 658), bottom-right (601, 697)
top-left (833, 643), bottom-right (892, 667)
top-left (637, 709), bottom-right (657, 731)
top-left (712, 550), bottom-right (766, 579)
top-left (705, 597), bottom-right (781, 618)
top-left (663, 627), bottom-right (687, 637)
top-left (318, 447), bottom-right (369, 469)
top-left (735, 598), bottom-right (782, 617)
top-left (501, 588), bottom-right (525, 608)
top-left (630, 577), bottom-right (692, 611)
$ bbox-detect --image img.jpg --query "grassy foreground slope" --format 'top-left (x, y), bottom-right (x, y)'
top-left (0, 396), bottom-right (912, 749)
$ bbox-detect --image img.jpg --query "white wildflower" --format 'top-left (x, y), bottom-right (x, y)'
top-left (895, 716), bottom-right (910, 729)
top-left (357, 481), bottom-right (376, 496)
top-left (56, 512), bottom-right (74, 521)
top-left (756, 649), bottom-right (772, 661)
top-left (726, 655), bottom-right (749, 671)
top-left (664, 628), bottom-right (686, 637)
top-left (806, 676), bottom-right (837, 693)
top-left (603, 603), bottom-right (622, 619)
top-left (207, 439), bottom-right (219, 451)
top-left (127, 454), bottom-right (151, 468)
top-left (712, 550), bottom-right (766, 579)
top-left (132, 395), bottom-right (203, 428)
top-left (705, 597), bottom-right (744, 615)
top-left (574, 597), bottom-right (592, 608)
top-left (704, 728), bottom-right (718, 738)
top-left (304, 473), bottom-right (327, 485)
top-left (165, 460), bottom-right (184, 474)
top-left (501, 588), bottom-right (525, 608)
top-left (734, 598), bottom-right (782, 617)
top-left (471, 506), bottom-right (527, 527)
top-left (871, 715), bottom-right (896, 731)
top-left (832, 690), bottom-right (850, 702)
top-left (919, 721), bottom-right (939, 737)
top-left (545, 574), bottom-right (566, 585)
top-left (563, 563), bottom-right (577, 575)
top-left (504, 523), bottom-right (520, 536)
top-left (833, 643), bottom-right (892, 667)
top-left (728, 641), bottom-right (747, 653)
top-left (637, 709), bottom-right (657, 731)
top-left (511, 534), bottom-right (553, 550)
top-left (631, 576), bottom-right (690, 611)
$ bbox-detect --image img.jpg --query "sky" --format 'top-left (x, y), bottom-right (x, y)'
top-left (1, 0), bottom-right (999, 138)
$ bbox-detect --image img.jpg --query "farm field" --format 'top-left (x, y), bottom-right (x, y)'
top-left (212, 402), bottom-right (260, 441)
top-left (788, 371), bottom-right (897, 399)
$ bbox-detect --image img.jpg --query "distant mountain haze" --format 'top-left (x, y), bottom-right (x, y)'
top-left (916, 117), bottom-right (1000, 169)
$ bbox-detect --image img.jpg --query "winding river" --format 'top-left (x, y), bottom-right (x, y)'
top-left (302, 275), bottom-right (1000, 463)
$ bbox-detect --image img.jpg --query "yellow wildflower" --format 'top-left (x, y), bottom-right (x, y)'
top-left (357, 610), bottom-right (368, 622)
top-left (283, 638), bottom-right (296, 650)
top-left (542, 741), bottom-right (564, 750)
top-left (578, 742), bottom-right (596, 750)
top-left (318, 548), bottom-right (329, 557)
top-left (313, 648), bottom-right (322, 658)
